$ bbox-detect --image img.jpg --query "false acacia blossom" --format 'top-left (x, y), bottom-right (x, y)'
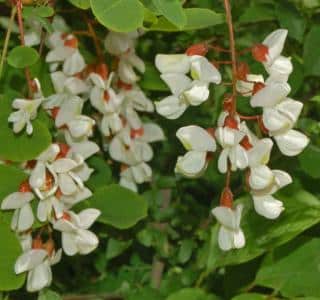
top-left (175, 125), bottom-right (216, 178)
top-left (155, 54), bottom-right (221, 119)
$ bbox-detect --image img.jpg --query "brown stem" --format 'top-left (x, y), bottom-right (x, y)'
top-left (239, 114), bottom-right (260, 121)
top-left (151, 189), bottom-right (171, 289)
top-left (221, 0), bottom-right (238, 205)
top-left (15, 0), bottom-right (33, 97)
top-left (84, 14), bottom-right (104, 62)
top-left (223, 0), bottom-right (237, 117)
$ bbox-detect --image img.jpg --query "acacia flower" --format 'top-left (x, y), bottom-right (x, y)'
top-left (8, 98), bottom-right (42, 135)
top-left (211, 204), bottom-right (245, 251)
top-left (155, 54), bottom-right (221, 119)
top-left (53, 209), bottom-right (101, 256)
top-left (175, 125), bottom-right (216, 178)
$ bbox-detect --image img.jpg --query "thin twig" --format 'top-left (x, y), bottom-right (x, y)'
top-left (223, 0), bottom-right (238, 117)
top-left (151, 189), bottom-right (171, 289)
top-left (0, 6), bottom-right (17, 79)
top-left (15, 0), bottom-right (33, 97)
top-left (84, 13), bottom-right (104, 62)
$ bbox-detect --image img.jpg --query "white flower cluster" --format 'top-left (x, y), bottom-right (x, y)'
top-left (92, 30), bottom-right (165, 192)
top-left (4, 17), bottom-right (165, 292)
top-left (155, 29), bottom-right (309, 251)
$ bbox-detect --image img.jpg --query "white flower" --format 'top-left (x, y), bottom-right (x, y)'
top-left (246, 140), bottom-right (292, 219)
top-left (29, 144), bottom-right (60, 199)
top-left (109, 124), bottom-right (165, 165)
top-left (250, 81), bottom-right (291, 108)
top-left (236, 74), bottom-right (264, 97)
top-left (118, 48), bottom-right (145, 84)
top-left (104, 30), bottom-right (144, 84)
top-left (120, 162), bottom-right (152, 192)
top-left (46, 32), bottom-right (85, 76)
top-left (175, 125), bottom-right (216, 177)
top-left (51, 71), bottom-right (89, 95)
top-left (67, 115), bottom-right (95, 139)
top-left (104, 30), bottom-right (138, 55)
top-left (37, 195), bottom-right (64, 222)
top-left (89, 72), bottom-right (124, 114)
top-left (215, 113), bottom-right (248, 173)
top-left (53, 209), bottom-right (100, 256)
top-left (211, 204), bottom-right (245, 251)
top-left (155, 54), bottom-right (221, 119)
top-left (14, 248), bottom-right (61, 292)
top-left (261, 29), bottom-right (288, 66)
top-left (1, 192), bottom-right (34, 232)
top-left (8, 98), bottom-right (42, 135)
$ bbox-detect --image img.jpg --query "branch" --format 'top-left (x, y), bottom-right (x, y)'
top-left (14, 0), bottom-right (34, 97)
top-left (151, 189), bottom-right (171, 289)
top-left (223, 0), bottom-right (238, 117)
top-left (0, 6), bottom-right (17, 79)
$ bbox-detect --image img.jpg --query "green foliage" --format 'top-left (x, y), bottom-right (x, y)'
top-left (299, 145), bottom-right (320, 179)
top-left (256, 238), bottom-right (320, 297)
top-left (90, 0), bottom-right (145, 32)
top-left (38, 290), bottom-right (62, 300)
top-left (0, 217), bottom-right (25, 291)
top-left (151, 0), bottom-right (186, 29)
top-left (304, 25), bottom-right (320, 76)
top-left (166, 288), bottom-right (219, 300)
top-left (149, 8), bottom-right (224, 31)
top-left (84, 184), bottom-right (148, 229)
top-left (7, 46), bottom-right (39, 69)
top-left (0, 164), bottom-right (27, 201)
top-left (68, 0), bottom-right (90, 9)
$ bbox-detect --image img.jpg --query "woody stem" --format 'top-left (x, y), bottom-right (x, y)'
top-left (221, 0), bottom-right (238, 204)
top-left (223, 0), bottom-right (238, 117)
top-left (15, 0), bottom-right (33, 97)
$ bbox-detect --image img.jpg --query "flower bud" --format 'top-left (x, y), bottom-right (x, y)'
top-left (252, 44), bottom-right (269, 62)
top-left (186, 43), bottom-right (208, 56)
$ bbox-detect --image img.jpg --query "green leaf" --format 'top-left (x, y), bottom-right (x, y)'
top-left (0, 218), bottom-right (25, 291)
top-left (68, 0), bottom-right (90, 9)
top-left (238, 4), bottom-right (275, 24)
top-left (166, 288), bottom-right (219, 300)
top-left (0, 164), bottom-right (27, 202)
top-left (304, 25), bottom-right (320, 76)
top-left (299, 144), bottom-right (320, 179)
top-left (38, 289), bottom-right (62, 300)
top-left (149, 8), bottom-right (224, 32)
top-left (86, 156), bottom-right (113, 191)
top-left (90, 0), bottom-right (144, 32)
top-left (275, 1), bottom-right (306, 42)
top-left (140, 63), bottom-right (169, 91)
top-left (7, 46), bottom-right (39, 69)
top-left (206, 189), bottom-right (320, 269)
top-left (23, 6), bottom-right (54, 18)
top-left (0, 95), bottom-right (51, 162)
top-left (85, 184), bottom-right (148, 229)
top-left (106, 238), bottom-right (132, 260)
top-left (178, 239), bottom-right (194, 264)
top-left (151, 0), bottom-right (186, 29)
top-left (232, 294), bottom-right (266, 300)
top-left (256, 238), bottom-right (320, 298)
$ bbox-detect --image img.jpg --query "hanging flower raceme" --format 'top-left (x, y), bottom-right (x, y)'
top-left (154, 28), bottom-right (309, 252)
top-left (154, 53), bottom-right (221, 119)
